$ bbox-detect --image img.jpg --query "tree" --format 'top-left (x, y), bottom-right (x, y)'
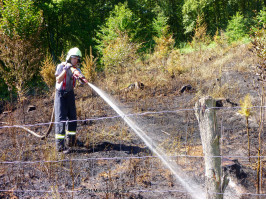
top-left (35, 0), bottom-right (124, 61)
top-left (156, 0), bottom-right (185, 43)
top-left (0, 0), bottom-right (43, 102)
top-left (152, 11), bottom-right (175, 59)
top-left (127, 0), bottom-right (158, 50)
top-left (226, 12), bottom-right (248, 43)
top-left (182, 0), bottom-right (208, 35)
top-left (0, 0), bottom-right (42, 38)
top-left (0, 32), bottom-right (43, 102)
top-left (152, 11), bottom-right (169, 38)
top-left (95, 2), bottom-right (140, 67)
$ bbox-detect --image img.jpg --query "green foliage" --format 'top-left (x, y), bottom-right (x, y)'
top-left (0, 32), bottom-right (43, 102)
top-left (102, 32), bottom-right (139, 73)
top-left (95, 2), bottom-right (140, 57)
top-left (257, 7), bottom-right (266, 27)
top-left (0, 0), bottom-right (43, 101)
top-left (34, 0), bottom-right (118, 61)
top-left (0, 79), bottom-right (9, 101)
top-left (154, 0), bottom-right (184, 42)
top-left (150, 10), bottom-right (176, 71)
top-left (226, 12), bottom-right (248, 43)
top-left (150, 10), bottom-right (174, 55)
top-left (0, 0), bottom-right (42, 38)
top-left (0, 0), bottom-right (265, 102)
top-left (152, 11), bottom-right (169, 38)
top-left (182, 0), bottom-right (208, 34)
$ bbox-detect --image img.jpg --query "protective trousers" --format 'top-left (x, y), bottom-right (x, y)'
top-left (54, 90), bottom-right (77, 151)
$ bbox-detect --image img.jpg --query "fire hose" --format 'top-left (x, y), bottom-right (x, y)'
top-left (0, 67), bottom-right (87, 140)
top-left (0, 106), bottom-right (54, 139)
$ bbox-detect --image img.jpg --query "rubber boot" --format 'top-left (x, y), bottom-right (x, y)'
top-left (56, 139), bottom-right (65, 152)
top-left (76, 139), bottom-right (84, 147)
top-left (66, 135), bottom-right (76, 148)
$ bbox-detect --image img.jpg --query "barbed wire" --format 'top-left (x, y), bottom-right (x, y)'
top-left (0, 154), bottom-right (265, 164)
top-left (0, 188), bottom-right (265, 197)
top-left (131, 189), bottom-right (266, 196)
top-left (0, 106), bottom-right (265, 129)
top-left (0, 106), bottom-right (265, 198)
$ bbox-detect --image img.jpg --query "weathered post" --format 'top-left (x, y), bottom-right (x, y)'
top-left (194, 96), bottom-right (228, 198)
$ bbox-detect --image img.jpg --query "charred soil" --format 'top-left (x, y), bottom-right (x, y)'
top-left (0, 43), bottom-right (265, 199)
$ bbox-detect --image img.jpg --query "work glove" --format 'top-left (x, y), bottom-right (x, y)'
top-left (77, 79), bottom-right (84, 87)
top-left (63, 63), bottom-right (72, 71)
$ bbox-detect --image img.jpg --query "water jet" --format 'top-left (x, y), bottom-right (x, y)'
top-left (88, 83), bottom-right (205, 199)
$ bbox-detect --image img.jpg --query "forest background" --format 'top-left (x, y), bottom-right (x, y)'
top-left (0, 0), bottom-right (265, 102)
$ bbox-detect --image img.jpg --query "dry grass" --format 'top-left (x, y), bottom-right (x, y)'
top-left (186, 145), bottom-right (203, 157)
top-left (178, 42), bottom-right (256, 100)
top-left (84, 124), bottom-right (134, 147)
top-left (95, 38), bottom-right (257, 108)
top-left (81, 47), bottom-right (97, 83)
top-left (96, 156), bottom-right (177, 191)
top-left (159, 137), bottom-right (181, 156)
top-left (40, 53), bottom-right (56, 88)
top-left (1, 35), bottom-right (263, 199)
top-left (98, 40), bottom-right (257, 104)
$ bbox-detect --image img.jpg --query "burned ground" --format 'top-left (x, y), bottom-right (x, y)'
top-left (0, 43), bottom-right (265, 199)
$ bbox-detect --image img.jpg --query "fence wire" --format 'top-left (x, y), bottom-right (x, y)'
top-left (0, 106), bottom-right (265, 198)
top-left (1, 106), bottom-right (265, 129)
top-left (1, 154), bottom-right (266, 164)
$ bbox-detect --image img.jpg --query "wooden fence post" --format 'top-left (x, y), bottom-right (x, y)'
top-left (194, 96), bottom-right (228, 198)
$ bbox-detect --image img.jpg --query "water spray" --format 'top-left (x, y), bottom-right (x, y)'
top-left (1, 68), bottom-right (205, 198)
top-left (87, 82), bottom-right (205, 199)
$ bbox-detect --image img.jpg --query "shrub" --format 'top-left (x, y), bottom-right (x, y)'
top-left (251, 8), bottom-right (266, 37)
top-left (256, 7), bottom-right (266, 27)
top-left (102, 32), bottom-right (139, 74)
top-left (238, 94), bottom-right (253, 117)
top-left (0, 32), bottom-right (43, 102)
top-left (0, 0), bottom-right (42, 38)
top-left (150, 11), bottom-right (175, 70)
top-left (152, 11), bottom-right (174, 58)
top-left (226, 12), bottom-right (248, 43)
top-left (153, 34), bottom-right (175, 59)
top-left (166, 49), bottom-right (186, 77)
top-left (40, 53), bottom-right (56, 88)
top-left (152, 11), bottom-right (169, 38)
top-left (213, 29), bottom-right (227, 48)
top-left (81, 47), bottom-right (97, 83)
top-left (190, 15), bottom-right (210, 51)
top-left (0, 0), bottom-right (43, 102)
top-left (95, 2), bottom-right (139, 57)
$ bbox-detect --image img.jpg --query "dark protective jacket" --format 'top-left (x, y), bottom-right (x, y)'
top-left (54, 62), bottom-right (83, 139)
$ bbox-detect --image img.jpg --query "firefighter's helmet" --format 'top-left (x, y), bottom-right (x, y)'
top-left (66, 47), bottom-right (82, 62)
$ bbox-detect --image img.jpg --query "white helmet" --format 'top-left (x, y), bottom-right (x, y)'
top-left (66, 47), bottom-right (82, 61)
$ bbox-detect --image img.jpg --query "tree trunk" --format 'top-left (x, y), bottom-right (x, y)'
top-left (195, 96), bottom-right (228, 199)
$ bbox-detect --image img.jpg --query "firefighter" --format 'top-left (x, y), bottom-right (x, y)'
top-left (54, 47), bottom-right (84, 152)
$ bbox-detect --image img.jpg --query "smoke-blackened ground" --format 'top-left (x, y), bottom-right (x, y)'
top-left (0, 43), bottom-right (265, 199)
